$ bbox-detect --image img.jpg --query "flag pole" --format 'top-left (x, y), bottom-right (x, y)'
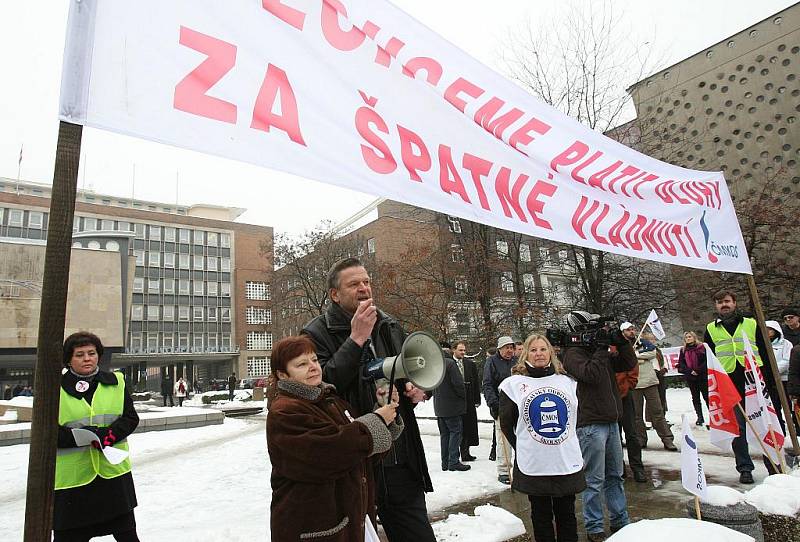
top-left (736, 403), bottom-right (779, 472)
top-left (23, 121), bottom-right (83, 541)
top-left (746, 274), bottom-right (800, 452)
top-left (694, 496), bottom-right (702, 521)
top-left (768, 424), bottom-right (787, 472)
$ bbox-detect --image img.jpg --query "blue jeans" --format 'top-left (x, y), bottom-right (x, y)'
top-left (577, 423), bottom-right (629, 534)
top-left (438, 416), bottom-right (463, 468)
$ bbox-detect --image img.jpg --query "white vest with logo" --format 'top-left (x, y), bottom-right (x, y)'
top-left (499, 373), bottom-right (583, 476)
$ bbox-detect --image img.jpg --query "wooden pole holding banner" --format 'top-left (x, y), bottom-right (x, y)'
top-left (746, 275), bottom-right (800, 453)
top-left (694, 496), bottom-right (702, 521)
top-left (23, 121), bottom-right (83, 541)
top-left (769, 424), bottom-right (788, 472)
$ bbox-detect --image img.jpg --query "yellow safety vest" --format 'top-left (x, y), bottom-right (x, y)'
top-left (55, 372), bottom-right (132, 490)
top-left (706, 317), bottom-right (762, 374)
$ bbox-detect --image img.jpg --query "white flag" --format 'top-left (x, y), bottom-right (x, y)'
top-left (742, 334), bottom-right (784, 465)
top-left (646, 309), bottom-right (666, 340)
top-left (680, 415), bottom-right (708, 499)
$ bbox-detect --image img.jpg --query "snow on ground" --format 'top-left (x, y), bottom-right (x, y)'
top-left (0, 387), bottom-right (792, 540)
top-left (702, 485), bottom-right (745, 506)
top-left (432, 505), bottom-right (525, 541)
top-left (609, 518), bottom-right (753, 541)
top-left (743, 472), bottom-right (800, 516)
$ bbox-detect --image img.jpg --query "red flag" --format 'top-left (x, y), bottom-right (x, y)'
top-left (705, 344), bottom-right (741, 452)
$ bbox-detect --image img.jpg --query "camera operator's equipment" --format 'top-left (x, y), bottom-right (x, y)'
top-left (366, 331), bottom-right (446, 392)
top-left (547, 312), bottom-right (620, 348)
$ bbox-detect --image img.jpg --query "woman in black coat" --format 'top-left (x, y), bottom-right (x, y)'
top-left (55, 332), bottom-right (140, 542)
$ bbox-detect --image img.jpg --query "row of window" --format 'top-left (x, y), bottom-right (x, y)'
top-left (1, 208), bottom-right (44, 228)
top-left (133, 277), bottom-right (232, 297)
top-left (246, 331), bottom-right (273, 350)
top-left (131, 305), bottom-right (232, 322)
top-left (245, 281), bottom-right (271, 300)
top-left (247, 356), bottom-right (272, 377)
top-left (73, 216), bottom-right (231, 248)
top-left (129, 332), bottom-right (231, 353)
top-left (134, 251), bottom-right (232, 271)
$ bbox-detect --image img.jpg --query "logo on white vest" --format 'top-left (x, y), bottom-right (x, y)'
top-left (522, 387), bottom-right (571, 445)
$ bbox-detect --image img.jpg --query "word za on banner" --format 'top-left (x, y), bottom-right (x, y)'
top-left (742, 334), bottom-right (785, 468)
top-left (58, 0), bottom-right (751, 274)
top-left (705, 344), bottom-right (741, 452)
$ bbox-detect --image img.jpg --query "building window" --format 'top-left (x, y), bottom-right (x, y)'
top-left (9, 209), bottom-right (23, 227)
top-left (455, 312), bottom-right (471, 335)
top-left (179, 306), bottom-right (190, 321)
top-left (221, 307), bottom-right (231, 322)
top-left (193, 307), bottom-right (204, 321)
top-left (447, 215), bottom-right (462, 233)
top-left (193, 281), bottom-right (204, 296)
top-left (193, 230), bottom-right (204, 245)
top-left (178, 333), bottom-right (189, 351)
top-left (134, 250), bottom-right (145, 266)
top-left (117, 221), bottom-right (131, 232)
top-left (523, 273), bottom-right (535, 293)
top-left (130, 333), bottom-right (143, 353)
top-left (162, 335), bottom-right (174, 350)
top-left (179, 279), bottom-right (190, 295)
top-left (245, 281), bottom-right (269, 300)
top-left (147, 305), bottom-right (160, 321)
top-left (148, 252), bottom-right (160, 267)
top-left (179, 229), bottom-right (190, 243)
top-left (206, 256), bottom-right (218, 271)
top-left (133, 277), bottom-right (144, 293)
top-left (179, 254), bottom-right (190, 269)
top-left (207, 334), bottom-right (218, 351)
top-left (247, 356), bottom-right (271, 377)
top-left (367, 238), bottom-right (376, 254)
top-left (207, 281), bottom-right (218, 296)
top-left (149, 225), bottom-right (161, 240)
top-left (500, 272), bottom-right (514, 293)
top-left (454, 277), bottom-right (468, 294)
top-left (207, 306), bottom-right (218, 321)
top-left (558, 249), bottom-right (569, 262)
top-left (84, 217), bottom-right (97, 231)
top-left (164, 252), bottom-right (175, 268)
top-left (193, 255), bottom-right (204, 271)
top-left (221, 282), bottom-right (231, 297)
top-left (450, 244), bottom-right (464, 263)
top-left (193, 334), bottom-right (204, 350)
top-left (134, 223), bottom-right (145, 238)
top-left (131, 305), bottom-right (143, 321)
top-left (246, 331), bottom-right (273, 350)
top-left (100, 219), bottom-right (114, 231)
top-left (162, 305), bottom-right (175, 321)
top-left (163, 278), bottom-right (175, 294)
top-left (246, 306), bottom-right (271, 325)
top-left (28, 212), bottom-right (44, 229)
top-left (146, 334), bottom-right (158, 352)
top-left (539, 247), bottom-right (551, 266)
top-left (220, 257), bottom-right (231, 272)
top-left (220, 233), bottom-right (231, 248)
top-left (164, 227), bottom-right (176, 242)
top-left (520, 243), bottom-right (531, 262)
top-left (496, 240), bottom-right (509, 259)
top-left (148, 279), bottom-right (160, 294)
top-left (207, 232), bottom-right (218, 246)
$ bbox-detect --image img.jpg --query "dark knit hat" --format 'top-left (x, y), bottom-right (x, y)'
top-left (781, 307), bottom-right (800, 319)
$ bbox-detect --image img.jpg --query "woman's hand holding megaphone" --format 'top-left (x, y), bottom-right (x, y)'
top-left (404, 382), bottom-right (427, 404)
top-left (375, 402), bottom-right (398, 425)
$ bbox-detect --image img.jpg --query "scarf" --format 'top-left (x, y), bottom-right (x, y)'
top-left (683, 343), bottom-right (703, 372)
top-left (69, 366), bottom-right (99, 381)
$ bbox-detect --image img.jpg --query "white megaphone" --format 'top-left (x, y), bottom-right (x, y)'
top-left (366, 331), bottom-right (446, 392)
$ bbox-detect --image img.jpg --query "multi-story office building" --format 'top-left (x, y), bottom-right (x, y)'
top-left (0, 178), bottom-right (274, 390)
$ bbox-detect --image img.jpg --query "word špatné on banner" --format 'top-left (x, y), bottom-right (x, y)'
top-left (59, 0), bottom-right (751, 274)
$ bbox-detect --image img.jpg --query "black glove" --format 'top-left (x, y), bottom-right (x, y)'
top-left (490, 405), bottom-right (499, 419)
top-left (88, 427), bottom-right (118, 449)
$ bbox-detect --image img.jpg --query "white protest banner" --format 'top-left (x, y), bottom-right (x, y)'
top-left (59, 0), bottom-right (750, 273)
top-left (742, 335), bottom-right (784, 465)
top-left (680, 415), bottom-right (707, 499)
top-left (646, 309), bottom-right (666, 341)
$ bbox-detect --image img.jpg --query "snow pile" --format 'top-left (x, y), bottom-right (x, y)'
top-left (744, 473), bottom-right (800, 516)
top-left (609, 518), bottom-right (753, 541)
top-left (431, 504), bottom-right (525, 542)
top-left (0, 410), bottom-right (18, 422)
top-left (3, 396), bottom-right (33, 407)
top-left (701, 485), bottom-right (744, 506)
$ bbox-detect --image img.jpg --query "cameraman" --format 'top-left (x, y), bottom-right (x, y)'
top-left (561, 311), bottom-right (637, 542)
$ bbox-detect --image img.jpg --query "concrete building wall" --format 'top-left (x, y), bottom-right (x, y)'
top-left (0, 243), bottom-right (129, 349)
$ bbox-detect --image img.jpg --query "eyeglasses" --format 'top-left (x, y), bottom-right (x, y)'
top-left (784, 316), bottom-right (798, 321)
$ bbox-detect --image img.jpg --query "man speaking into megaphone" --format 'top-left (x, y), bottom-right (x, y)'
top-left (303, 257), bottom-right (437, 542)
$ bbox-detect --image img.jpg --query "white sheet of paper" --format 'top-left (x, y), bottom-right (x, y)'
top-left (70, 428), bottom-right (129, 465)
top-left (365, 516), bottom-right (380, 542)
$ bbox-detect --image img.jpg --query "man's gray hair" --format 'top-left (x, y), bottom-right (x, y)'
top-left (327, 257), bottom-right (364, 290)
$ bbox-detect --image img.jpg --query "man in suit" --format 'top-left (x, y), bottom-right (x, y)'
top-left (453, 341), bottom-right (481, 462)
top-left (434, 345), bottom-right (469, 471)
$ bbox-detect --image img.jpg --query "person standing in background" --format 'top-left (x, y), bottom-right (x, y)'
top-left (454, 341), bottom-right (480, 462)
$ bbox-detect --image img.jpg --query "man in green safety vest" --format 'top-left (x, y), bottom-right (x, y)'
top-left (703, 289), bottom-right (775, 484)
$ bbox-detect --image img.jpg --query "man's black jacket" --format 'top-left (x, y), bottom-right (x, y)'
top-left (303, 302), bottom-right (433, 493)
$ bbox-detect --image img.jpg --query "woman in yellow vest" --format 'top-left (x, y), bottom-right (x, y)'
top-left (55, 332), bottom-right (140, 541)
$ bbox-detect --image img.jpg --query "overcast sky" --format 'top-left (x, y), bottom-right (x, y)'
top-left (0, 1), bottom-right (794, 235)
